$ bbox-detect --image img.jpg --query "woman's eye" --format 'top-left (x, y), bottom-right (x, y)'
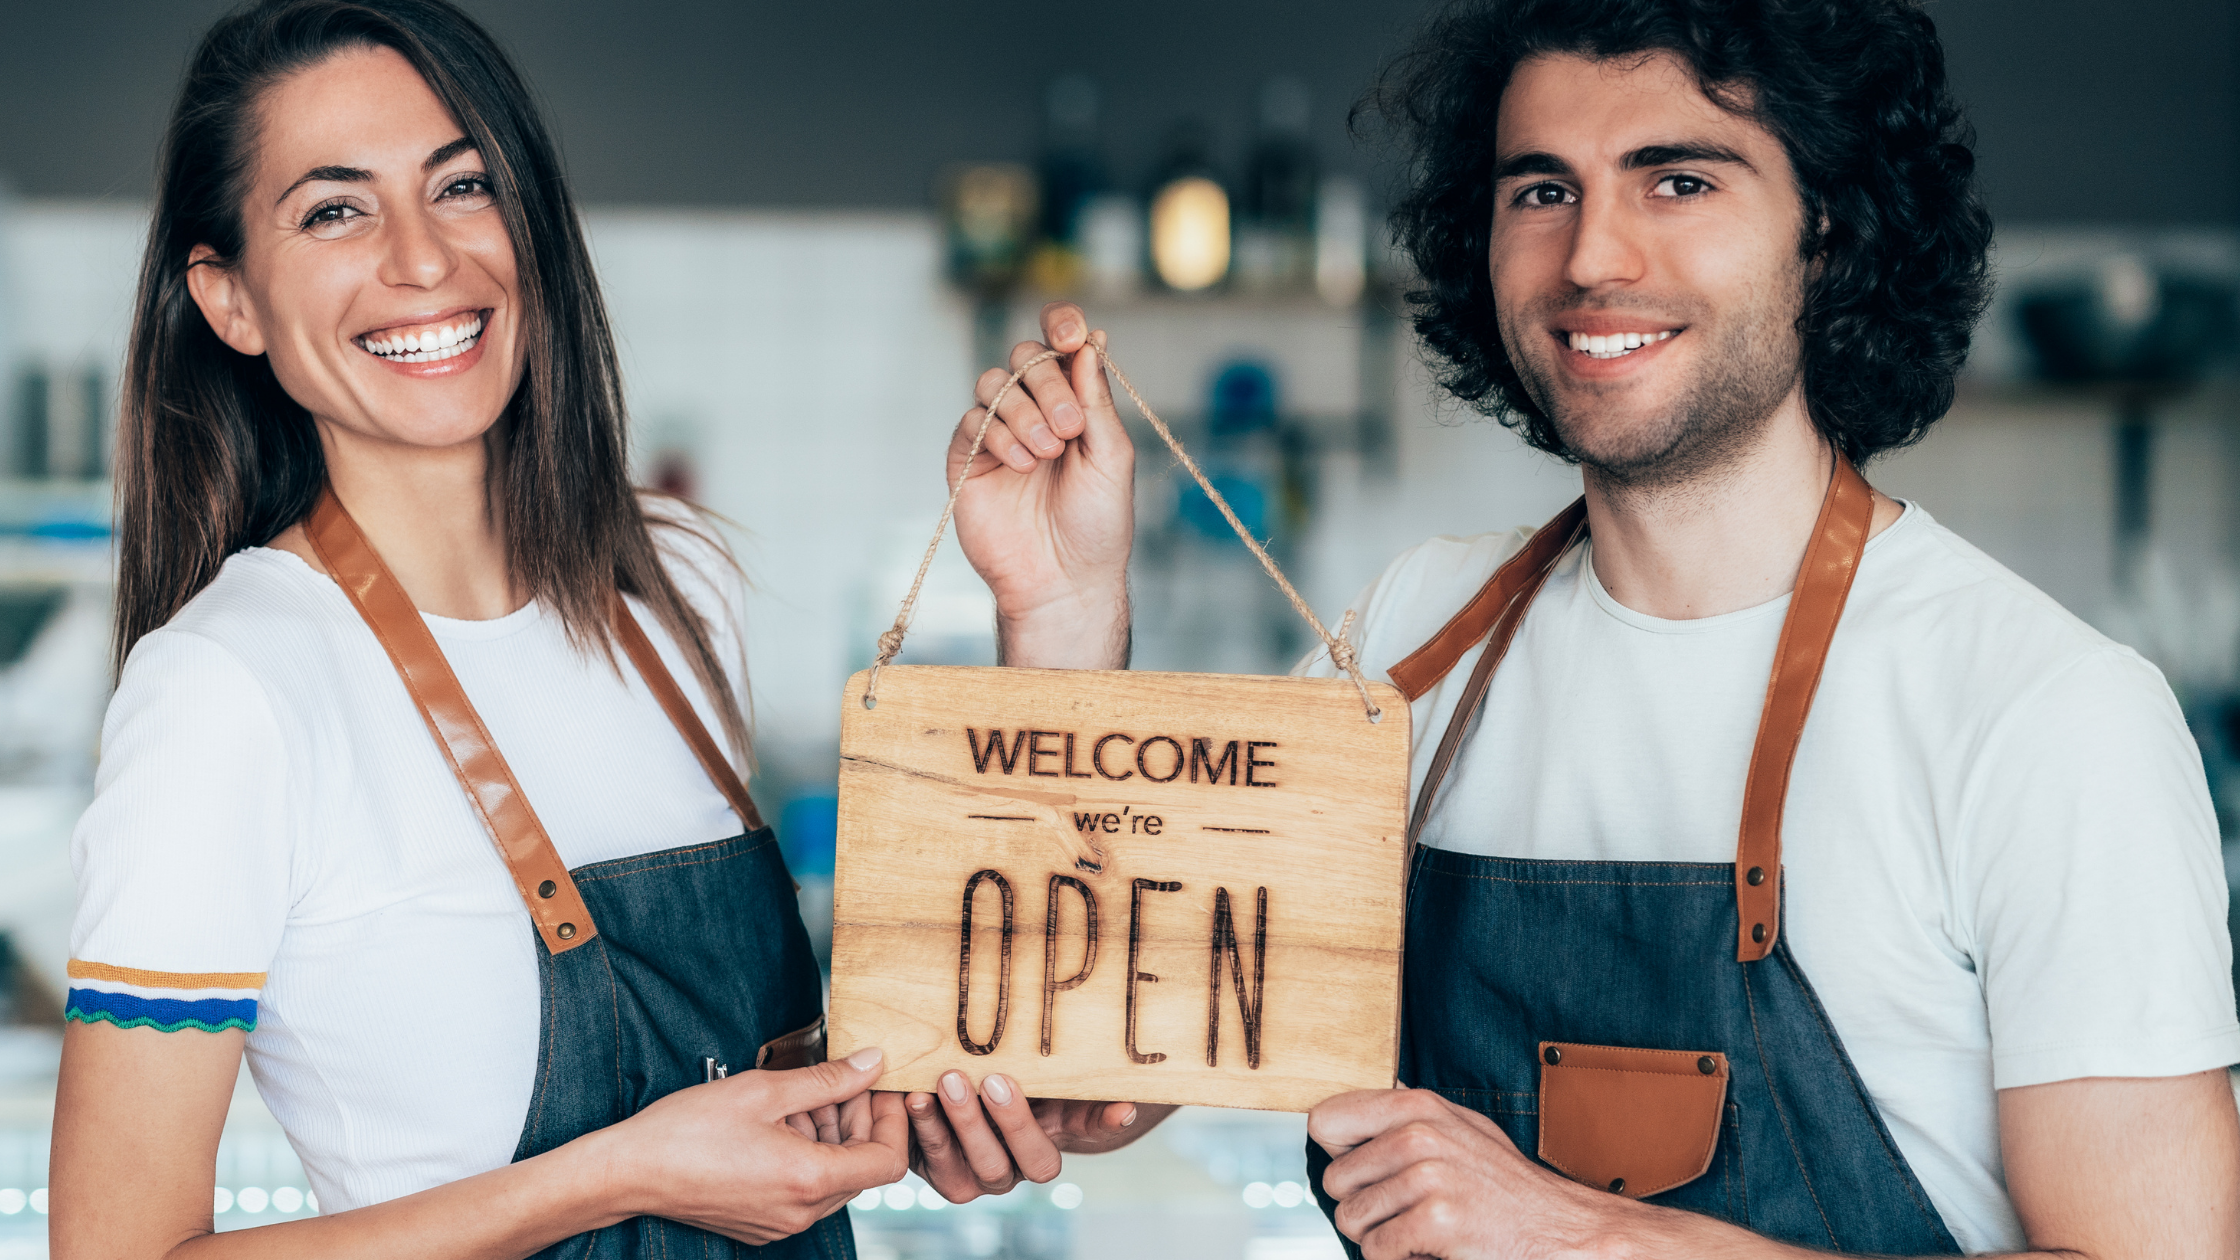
top-left (440, 175), bottom-right (493, 201)
top-left (1517, 183), bottom-right (1574, 208)
top-left (1656, 175), bottom-right (1711, 198)
top-left (300, 201), bottom-right (360, 230)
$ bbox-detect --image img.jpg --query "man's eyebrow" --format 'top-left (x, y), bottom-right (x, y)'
top-left (1623, 142), bottom-right (1757, 174)
top-left (424, 136), bottom-right (476, 171)
top-left (1492, 151), bottom-right (1572, 181)
top-left (275, 164), bottom-right (371, 205)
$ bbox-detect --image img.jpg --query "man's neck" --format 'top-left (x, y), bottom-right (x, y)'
top-left (1580, 397), bottom-right (1901, 620)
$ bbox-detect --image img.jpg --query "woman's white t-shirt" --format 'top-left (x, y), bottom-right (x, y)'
top-left (1297, 503), bottom-right (2240, 1254)
top-left (67, 510), bottom-right (754, 1213)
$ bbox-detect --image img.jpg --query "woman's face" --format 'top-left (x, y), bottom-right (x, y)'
top-left (187, 44), bottom-right (525, 453)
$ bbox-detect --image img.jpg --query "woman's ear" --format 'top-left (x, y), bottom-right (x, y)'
top-left (184, 244), bottom-right (267, 356)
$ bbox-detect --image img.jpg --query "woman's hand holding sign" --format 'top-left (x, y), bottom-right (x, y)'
top-left (904, 1069), bottom-right (1177, 1202)
top-left (949, 301), bottom-right (1135, 672)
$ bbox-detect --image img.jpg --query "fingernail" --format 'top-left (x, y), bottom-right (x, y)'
top-left (846, 1046), bottom-right (883, 1071)
top-left (1027, 424), bottom-right (1060, 455)
top-left (1057, 320), bottom-right (1083, 344)
top-left (1053, 402), bottom-right (1083, 432)
top-left (1008, 446), bottom-right (1036, 470)
top-left (909, 1093), bottom-right (932, 1114)
top-left (1121, 1106), bottom-right (1138, 1127)
top-left (940, 1071), bottom-right (969, 1104)
top-left (983, 1074), bottom-right (1014, 1106)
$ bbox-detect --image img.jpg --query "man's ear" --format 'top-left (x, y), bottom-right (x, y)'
top-left (184, 245), bottom-right (267, 357)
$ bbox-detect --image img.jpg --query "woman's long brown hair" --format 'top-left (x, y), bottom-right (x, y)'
top-left (115, 0), bottom-right (753, 769)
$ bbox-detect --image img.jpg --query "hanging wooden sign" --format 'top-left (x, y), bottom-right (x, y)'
top-left (827, 663), bottom-right (1408, 1111)
top-left (824, 343), bottom-right (1411, 1112)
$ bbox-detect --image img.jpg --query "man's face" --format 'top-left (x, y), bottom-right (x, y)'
top-left (1490, 52), bottom-right (1810, 485)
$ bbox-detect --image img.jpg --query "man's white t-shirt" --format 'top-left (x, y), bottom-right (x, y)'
top-left (1298, 502), bottom-right (2240, 1253)
top-left (68, 504), bottom-right (754, 1214)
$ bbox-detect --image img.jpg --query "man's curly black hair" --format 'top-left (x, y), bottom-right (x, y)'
top-left (1371, 0), bottom-right (1995, 465)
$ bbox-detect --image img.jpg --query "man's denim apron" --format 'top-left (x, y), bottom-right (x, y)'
top-left (307, 491), bottom-right (852, 1259)
top-left (1311, 459), bottom-right (1961, 1254)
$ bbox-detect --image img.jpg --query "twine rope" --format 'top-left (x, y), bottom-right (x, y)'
top-left (864, 342), bottom-right (1381, 722)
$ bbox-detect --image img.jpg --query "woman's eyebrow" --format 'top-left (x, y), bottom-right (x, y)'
top-left (271, 138), bottom-right (475, 206)
top-left (423, 136), bottom-right (475, 170)
top-left (275, 164), bottom-right (371, 205)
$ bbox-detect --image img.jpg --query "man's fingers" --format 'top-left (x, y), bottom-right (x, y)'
top-left (812, 1102), bottom-right (843, 1145)
top-left (978, 1075), bottom-right (1062, 1182)
top-left (1331, 1157), bottom-right (1443, 1244)
top-left (905, 1090), bottom-right (973, 1186)
top-left (950, 407), bottom-right (1035, 475)
top-left (802, 1114), bottom-right (910, 1195)
top-left (1012, 342), bottom-right (1086, 441)
top-left (1040, 301), bottom-right (1089, 353)
top-left (1309, 1087), bottom-right (1440, 1163)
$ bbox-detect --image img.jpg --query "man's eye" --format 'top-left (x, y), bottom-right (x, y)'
top-left (1656, 175), bottom-right (1711, 197)
top-left (1517, 183), bottom-right (1573, 207)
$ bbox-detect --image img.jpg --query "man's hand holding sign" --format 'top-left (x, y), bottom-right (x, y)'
top-left (849, 302), bottom-right (1410, 1204)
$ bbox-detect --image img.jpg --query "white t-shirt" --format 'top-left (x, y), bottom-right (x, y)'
top-left (67, 506), bottom-right (753, 1214)
top-left (1298, 502), bottom-right (2240, 1254)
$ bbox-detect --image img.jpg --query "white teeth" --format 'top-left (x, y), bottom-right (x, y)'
top-left (357, 315), bottom-right (484, 362)
top-left (1567, 329), bottom-right (1676, 359)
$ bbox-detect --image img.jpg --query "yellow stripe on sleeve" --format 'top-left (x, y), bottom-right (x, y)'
top-left (67, 959), bottom-right (268, 990)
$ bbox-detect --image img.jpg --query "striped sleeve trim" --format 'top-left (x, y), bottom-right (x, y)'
top-left (64, 959), bottom-right (262, 1033)
top-left (67, 959), bottom-right (267, 989)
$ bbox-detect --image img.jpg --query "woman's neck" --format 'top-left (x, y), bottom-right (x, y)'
top-left (270, 423), bottom-right (524, 621)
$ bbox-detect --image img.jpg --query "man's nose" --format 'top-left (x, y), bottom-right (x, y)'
top-left (1562, 188), bottom-right (1648, 291)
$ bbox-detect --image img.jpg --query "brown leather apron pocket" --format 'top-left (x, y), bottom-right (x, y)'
top-left (756, 1015), bottom-right (826, 1070)
top-left (1537, 1041), bottom-right (1728, 1200)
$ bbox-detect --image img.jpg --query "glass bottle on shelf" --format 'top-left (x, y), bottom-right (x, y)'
top-left (1146, 120), bottom-right (1231, 294)
top-left (1235, 79), bottom-right (1317, 296)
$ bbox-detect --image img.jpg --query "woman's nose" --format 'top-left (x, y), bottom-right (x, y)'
top-left (378, 204), bottom-right (459, 290)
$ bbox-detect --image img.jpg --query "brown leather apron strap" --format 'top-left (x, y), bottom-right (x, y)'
top-left (1399, 456), bottom-right (1875, 963)
top-left (609, 598), bottom-right (765, 834)
top-left (1732, 455), bottom-right (1873, 960)
top-left (306, 489), bottom-right (597, 955)
top-left (1404, 502), bottom-right (1588, 847)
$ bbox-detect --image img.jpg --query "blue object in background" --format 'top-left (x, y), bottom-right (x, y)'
top-left (1209, 359), bottom-right (1278, 436)
top-left (1178, 472), bottom-right (1267, 544)
top-left (778, 796), bottom-right (837, 877)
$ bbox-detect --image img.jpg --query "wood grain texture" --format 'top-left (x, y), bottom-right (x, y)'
top-left (828, 664), bottom-right (1410, 1113)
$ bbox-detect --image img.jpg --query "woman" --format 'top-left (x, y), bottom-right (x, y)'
top-left (50, 0), bottom-right (1132, 1253)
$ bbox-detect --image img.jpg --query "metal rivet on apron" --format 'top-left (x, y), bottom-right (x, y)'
top-left (1751, 923), bottom-right (1767, 944)
top-left (538, 879), bottom-right (557, 898)
top-left (1608, 1177), bottom-right (1625, 1194)
top-left (557, 922), bottom-right (577, 940)
top-left (1698, 1056), bottom-right (1717, 1075)
top-left (1747, 866), bottom-right (1766, 886)
top-left (1543, 1045), bottom-right (1561, 1065)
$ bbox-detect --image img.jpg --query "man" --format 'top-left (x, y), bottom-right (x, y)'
top-left (918, 0), bottom-right (2240, 1254)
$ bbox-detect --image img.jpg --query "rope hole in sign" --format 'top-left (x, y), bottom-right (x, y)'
top-left (862, 340), bottom-right (1383, 723)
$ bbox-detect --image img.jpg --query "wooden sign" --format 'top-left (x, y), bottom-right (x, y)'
top-left (827, 664), bottom-right (1411, 1113)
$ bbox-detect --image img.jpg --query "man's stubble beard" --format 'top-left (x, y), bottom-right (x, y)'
top-left (1500, 278), bottom-right (1805, 493)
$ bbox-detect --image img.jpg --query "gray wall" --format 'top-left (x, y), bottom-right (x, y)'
top-left (0, 0), bottom-right (2232, 224)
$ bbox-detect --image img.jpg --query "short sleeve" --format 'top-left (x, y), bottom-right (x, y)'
top-left (67, 629), bottom-right (293, 1033)
top-left (1962, 647), bottom-right (2240, 1087)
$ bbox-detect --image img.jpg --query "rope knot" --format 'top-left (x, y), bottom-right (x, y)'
top-left (875, 624), bottom-right (906, 666)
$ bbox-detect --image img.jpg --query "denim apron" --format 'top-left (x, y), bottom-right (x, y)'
top-left (306, 491), bottom-right (851, 1259)
top-left (1311, 458), bottom-right (1960, 1254)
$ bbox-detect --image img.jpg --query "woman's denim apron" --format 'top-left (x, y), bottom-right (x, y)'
top-left (307, 491), bottom-right (852, 1259)
top-left (1311, 459), bottom-right (1960, 1254)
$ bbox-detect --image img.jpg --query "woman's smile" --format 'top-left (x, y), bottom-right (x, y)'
top-left (352, 306), bottom-right (492, 376)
